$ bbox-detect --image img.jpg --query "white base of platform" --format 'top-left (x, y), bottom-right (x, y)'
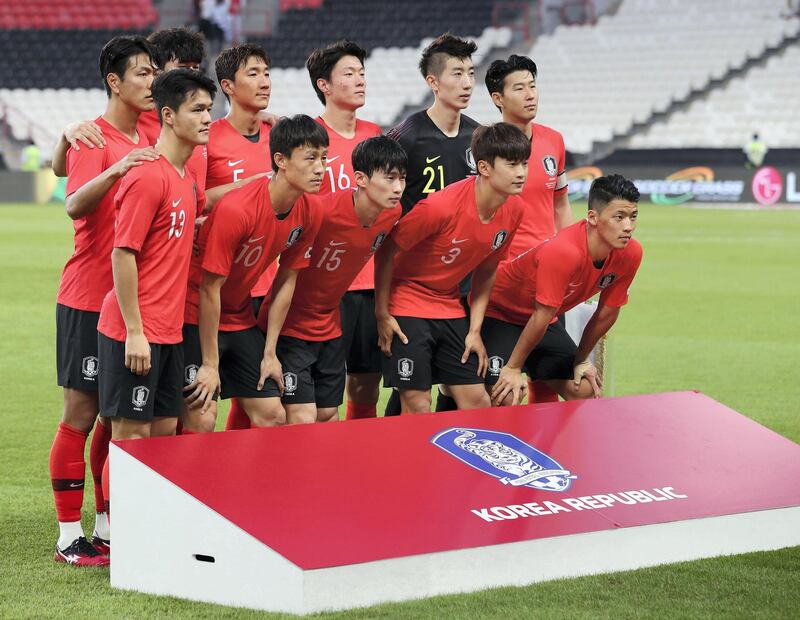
top-left (110, 446), bottom-right (800, 614)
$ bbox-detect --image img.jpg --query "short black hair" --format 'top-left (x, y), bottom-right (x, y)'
top-left (269, 114), bottom-right (329, 172)
top-left (471, 122), bottom-right (530, 167)
top-left (98, 35), bottom-right (155, 97)
top-left (151, 68), bottom-right (217, 124)
top-left (352, 135), bottom-right (407, 178)
top-left (306, 40), bottom-right (367, 105)
top-left (215, 43), bottom-right (270, 100)
top-left (588, 174), bottom-right (640, 211)
top-left (419, 33), bottom-right (477, 79)
top-left (148, 28), bottom-right (206, 69)
top-left (485, 54), bottom-right (538, 111)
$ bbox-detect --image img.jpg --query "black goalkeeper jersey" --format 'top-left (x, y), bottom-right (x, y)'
top-left (387, 110), bottom-right (480, 214)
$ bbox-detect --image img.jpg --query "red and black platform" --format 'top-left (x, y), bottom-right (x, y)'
top-left (109, 391), bottom-right (800, 613)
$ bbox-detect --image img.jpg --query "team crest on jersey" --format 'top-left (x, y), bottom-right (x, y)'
top-left (492, 230), bottom-right (509, 250)
top-left (542, 155), bottom-right (557, 177)
top-left (398, 358), bottom-right (414, 380)
top-left (488, 356), bottom-right (503, 377)
top-left (283, 372), bottom-right (297, 395)
top-left (81, 356), bottom-right (99, 379)
top-left (185, 364), bottom-right (198, 385)
top-left (597, 273), bottom-right (617, 289)
top-left (286, 226), bottom-right (303, 248)
top-left (132, 386), bottom-right (150, 410)
top-left (466, 148), bottom-right (476, 173)
top-left (431, 428), bottom-right (578, 492)
top-left (371, 232), bottom-right (387, 252)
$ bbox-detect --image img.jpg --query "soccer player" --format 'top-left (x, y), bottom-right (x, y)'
top-left (97, 68), bottom-right (215, 516)
top-left (306, 40), bottom-right (383, 420)
top-left (50, 35), bottom-right (157, 567)
top-left (384, 32), bottom-right (481, 415)
top-left (266, 135), bottom-right (405, 423)
top-left (485, 174), bottom-right (643, 406)
top-left (181, 115), bottom-right (327, 431)
top-left (51, 28), bottom-right (206, 181)
top-left (484, 54), bottom-right (573, 404)
top-left (374, 123), bottom-right (528, 413)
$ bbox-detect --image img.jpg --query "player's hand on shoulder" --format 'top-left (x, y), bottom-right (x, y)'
top-left (259, 351), bottom-right (284, 393)
top-left (377, 314), bottom-right (407, 357)
top-left (112, 146), bottom-right (159, 178)
top-left (257, 110), bottom-right (280, 127)
top-left (124, 332), bottom-right (151, 376)
top-left (64, 120), bottom-right (106, 151)
top-left (573, 359), bottom-right (602, 398)
top-left (462, 332), bottom-right (488, 377)
top-left (184, 364), bottom-right (220, 414)
top-left (491, 365), bottom-right (526, 407)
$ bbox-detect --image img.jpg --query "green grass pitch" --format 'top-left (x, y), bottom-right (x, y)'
top-left (0, 202), bottom-right (798, 618)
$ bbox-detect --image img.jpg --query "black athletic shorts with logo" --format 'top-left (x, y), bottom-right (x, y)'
top-left (340, 290), bottom-right (382, 375)
top-left (482, 316), bottom-right (577, 386)
top-left (276, 335), bottom-right (346, 408)
top-left (182, 323), bottom-right (280, 400)
top-left (56, 304), bottom-right (101, 391)
top-left (98, 333), bottom-right (184, 421)
top-left (382, 316), bottom-right (483, 390)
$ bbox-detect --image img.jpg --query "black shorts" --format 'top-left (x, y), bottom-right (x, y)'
top-left (340, 290), bottom-right (381, 374)
top-left (381, 316), bottom-right (483, 390)
top-left (56, 304), bottom-right (100, 391)
top-left (182, 324), bottom-right (280, 399)
top-left (482, 316), bottom-right (577, 386)
top-left (276, 335), bottom-right (346, 408)
top-left (98, 333), bottom-right (184, 421)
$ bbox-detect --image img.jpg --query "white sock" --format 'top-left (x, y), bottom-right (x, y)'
top-left (93, 512), bottom-right (110, 541)
top-left (57, 521), bottom-right (84, 550)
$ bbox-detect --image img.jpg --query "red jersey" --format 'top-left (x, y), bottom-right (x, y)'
top-left (485, 220), bottom-right (643, 327)
top-left (316, 117), bottom-right (382, 292)
top-left (205, 117), bottom-right (271, 189)
top-left (388, 176), bottom-right (524, 319)
top-left (274, 190), bottom-right (400, 340)
top-left (184, 178), bottom-right (323, 331)
top-left (137, 109), bottom-right (208, 193)
top-left (97, 157), bottom-right (200, 344)
top-left (57, 116), bottom-right (150, 312)
top-left (509, 123), bottom-right (568, 258)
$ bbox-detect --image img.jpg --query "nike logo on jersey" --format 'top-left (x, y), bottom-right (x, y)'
top-left (248, 235), bottom-right (265, 243)
top-left (451, 238), bottom-right (468, 244)
top-left (326, 155), bottom-right (340, 163)
top-left (172, 198), bottom-right (182, 208)
top-left (227, 159), bottom-right (245, 167)
top-left (426, 155), bottom-right (442, 164)
top-left (329, 241), bottom-right (347, 246)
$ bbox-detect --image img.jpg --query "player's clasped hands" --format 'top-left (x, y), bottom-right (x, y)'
top-left (112, 146), bottom-right (160, 178)
top-left (461, 331), bottom-right (488, 377)
top-left (125, 332), bottom-right (151, 376)
top-left (491, 365), bottom-right (527, 407)
top-left (259, 351), bottom-right (284, 394)
top-left (573, 359), bottom-right (602, 398)
top-left (184, 364), bottom-right (220, 414)
top-left (377, 314), bottom-right (408, 357)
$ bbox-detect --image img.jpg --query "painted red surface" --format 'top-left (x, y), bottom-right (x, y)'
top-left (117, 392), bottom-right (800, 569)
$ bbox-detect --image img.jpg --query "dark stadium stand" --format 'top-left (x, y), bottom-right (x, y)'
top-left (0, 28), bottom-right (150, 89)
top-left (250, 0), bottom-right (495, 67)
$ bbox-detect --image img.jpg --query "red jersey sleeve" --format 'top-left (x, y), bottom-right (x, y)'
top-left (533, 243), bottom-right (581, 309)
top-left (113, 171), bottom-right (164, 253)
top-left (65, 144), bottom-right (107, 197)
top-left (201, 195), bottom-right (249, 278)
top-left (390, 200), bottom-right (448, 252)
top-left (599, 241), bottom-right (643, 308)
